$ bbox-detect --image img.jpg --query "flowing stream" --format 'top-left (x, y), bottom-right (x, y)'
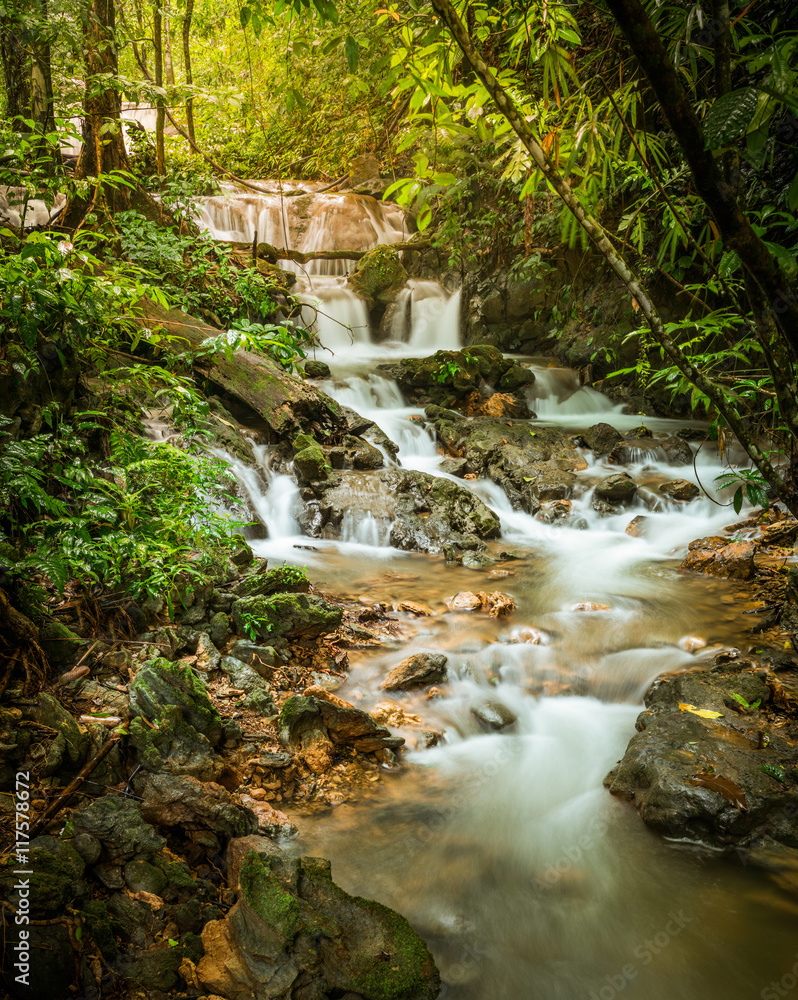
top-left (197, 187), bottom-right (798, 1000)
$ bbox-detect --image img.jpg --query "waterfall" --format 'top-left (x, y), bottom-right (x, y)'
top-left (195, 184), bottom-right (461, 354)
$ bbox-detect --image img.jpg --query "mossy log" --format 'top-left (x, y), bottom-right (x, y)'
top-left (137, 300), bottom-right (346, 440)
top-left (219, 239), bottom-right (431, 265)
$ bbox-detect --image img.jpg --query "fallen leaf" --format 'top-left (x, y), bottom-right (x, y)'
top-left (678, 702), bottom-right (724, 719)
top-left (688, 772), bottom-right (748, 811)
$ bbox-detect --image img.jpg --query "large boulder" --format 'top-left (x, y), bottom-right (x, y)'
top-left (129, 657), bottom-right (224, 747)
top-left (137, 773), bottom-right (258, 838)
top-left (233, 564), bottom-right (310, 599)
top-left (197, 850), bottom-right (440, 1000)
top-left (594, 472), bottom-right (637, 504)
top-left (231, 591), bottom-right (343, 642)
top-left (377, 346), bottom-right (534, 408)
top-left (605, 656), bottom-right (798, 848)
top-left (311, 468), bottom-right (500, 556)
top-left (347, 244), bottom-right (408, 306)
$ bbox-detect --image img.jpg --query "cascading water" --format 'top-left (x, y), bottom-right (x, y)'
top-left (195, 184), bottom-right (461, 355)
top-left (190, 182), bottom-right (795, 999)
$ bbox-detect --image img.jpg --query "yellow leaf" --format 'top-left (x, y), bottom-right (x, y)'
top-left (678, 702), bottom-right (724, 719)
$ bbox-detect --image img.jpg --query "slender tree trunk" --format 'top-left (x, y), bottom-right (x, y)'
top-left (153, 0), bottom-right (166, 174)
top-left (182, 0), bottom-right (196, 145)
top-left (164, 10), bottom-right (175, 86)
top-left (0, 1), bottom-right (32, 124)
top-left (132, 0), bottom-right (148, 74)
top-left (427, 0), bottom-right (798, 514)
top-left (604, 0), bottom-right (798, 366)
top-left (29, 0), bottom-right (61, 173)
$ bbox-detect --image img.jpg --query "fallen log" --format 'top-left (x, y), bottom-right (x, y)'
top-left (138, 299), bottom-right (347, 440)
top-left (219, 239), bottom-right (432, 265)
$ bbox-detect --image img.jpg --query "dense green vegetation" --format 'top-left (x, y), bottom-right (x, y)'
top-left (1, 0), bottom-right (798, 611)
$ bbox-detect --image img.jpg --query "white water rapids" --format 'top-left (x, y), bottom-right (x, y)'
top-left (193, 184), bottom-right (796, 1000)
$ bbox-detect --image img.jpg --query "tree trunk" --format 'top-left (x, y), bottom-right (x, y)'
top-left (153, 0), bottom-right (165, 174)
top-left (63, 0), bottom-right (170, 227)
top-left (29, 0), bottom-right (60, 172)
top-left (182, 0), bottom-right (196, 145)
top-left (0, 1), bottom-right (31, 124)
top-left (604, 0), bottom-right (798, 367)
top-left (427, 0), bottom-right (798, 515)
top-left (164, 10), bottom-right (175, 86)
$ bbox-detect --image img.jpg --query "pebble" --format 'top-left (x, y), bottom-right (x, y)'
top-left (572, 602), bottom-right (611, 612)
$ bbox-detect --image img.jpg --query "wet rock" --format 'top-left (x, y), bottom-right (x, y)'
top-left (138, 772), bottom-right (258, 838)
top-left (233, 564), bottom-right (310, 599)
top-left (124, 858), bottom-right (168, 895)
top-left (591, 497), bottom-right (620, 517)
top-left (678, 636), bottom-right (707, 653)
top-left (304, 359), bottom-right (331, 379)
top-left (238, 795), bottom-right (298, 838)
top-left (680, 536), bottom-right (757, 581)
top-left (35, 693), bottom-right (90, 776)
top-left (439, 457), bottom-right (468, 477)
top-left (280, 695), bottom-right (405, 756)
top-left (625, 515), bottom-right (647, 537)
top-left (594, 472), bottom-right (637, 504)
top-left (758, 519), bottom-right (798, 547)
top-left (197, 850), bottom-right (440, 1000)
top-left (347, 244), bottom-right (408, 306)
top-left (383, 652), bottom-right (448, 691)
top-left (471, 701), bottom-right (517, 731)
top-left (116, 945), bottom-right (186, 991)
top-left (71, 797), bottom-right (165, 864)
top-left (462, 550), bottom-right (495, 569)
top-left (604, 658), bottom-right (798, 848)
top-left (449, 591), bottom-right (482, 611)
top-left (129, 657), bottom-right (224, 746)
top-left (580, 422), bottom-right (623, 456)
top-left (0, 838), bottom-right (86, 917)
top-left (572, 602), bottom-right (611, 612)
top-left (231, 591), bottom-right (343, 641)
top-left (659, 479), bottom-right (700, 501)
top-left (377, 345), bottom-right (533, 409)
top-left (343, 433), bottom-right (384, 470)
top-left (292, 432), bottom-right (332, 484)
top-left (206, 398), bottom-right (256, 466)
top-left (129, 706), bottom-right (224, 782)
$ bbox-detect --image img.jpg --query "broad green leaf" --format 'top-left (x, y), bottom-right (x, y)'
top-left (239, 6), bottom-right (250, 27)
top-left (416, 203), bottom-right (432, 231)
top-left (344, 34), bottom-right (360, 73)
top-left (703, 88), bottom-right (758, 149)
top-left (733, 486), bottom-right (744, 515)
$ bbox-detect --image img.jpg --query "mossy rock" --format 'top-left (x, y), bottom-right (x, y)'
top-left (124, 858), bottom-right (169, 896)
top-left (292, 432), bottom-right (331, 483)
top-left (78, 899), bottom-right (118, 960)
top-left (129, 706), bottom-right (224, 782)
top-left (71, 796), bottom-right (165, 864)
top-left (129, 657), bottom-right (223, 747)
top-left (36, 693), bottom-right (90, 776)
top-left (239, 852), bottom-right (301, 942)
top-left (118, 944), bottom-right (185, 991)
top-left (231, 591), bottom-right (343, 641)
top-left (38, 620), bottom-right (84, 665)
top-left (347, 245), bottom-right (408, 305)
top-left (233, 564), bottom-right (310, 599)
top-left (0, 839), bottom-right (86, 917)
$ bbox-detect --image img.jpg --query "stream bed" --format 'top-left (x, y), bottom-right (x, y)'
top-left (197, 185), bottom-right (798, 1000)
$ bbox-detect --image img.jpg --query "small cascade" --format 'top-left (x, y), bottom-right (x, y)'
top-left (529, 365), bottom-right (623, 423)
top-left (341, 510), bottom-right (393, 547)
top-left (299, 278), bottom-right (372, 350)
top-left (388, 281), bottom-right (461, 351)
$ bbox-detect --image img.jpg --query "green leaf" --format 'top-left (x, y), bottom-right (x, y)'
top-left (746, 484), bottom-right (769, 510)
top-left (416, 203), bottom-right (432, 231)
top-left (75, 926), bottom-right (83, 941)
top-left (703, 88), bottom-right (758, 149)
top-left (733, 486), bottom-right (744, 515)
top-left (239, 5), bottom-right (250, 27)
top-left (344, 34), bottom-right (360, 73)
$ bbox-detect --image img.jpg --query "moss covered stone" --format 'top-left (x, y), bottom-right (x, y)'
top-left (233, 564), bottom-right (310, 599)
top-left (238, 852), bottom-right (301, 942)
top-left (347, 245), bottom-right (408, 305)
top-left (231, 591), bottom-right (343, 641)
top-left (292, 432), bottom-right (331, 483)
top-left (129, 656), bottom-right (223, 746)
top-left (71, 796), bottom-right (165, 864)
top-left (0, 840), bottom-right (86, 917)
top-left (129, 706), bottom-right (224, 782)
top-left (38, 621), bottom-right (84, 665)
